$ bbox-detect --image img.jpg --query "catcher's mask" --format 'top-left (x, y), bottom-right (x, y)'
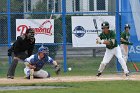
top-left (26, 28), bottom-right (35, 39)
top-left (38, 46), bottom-right (49, 55)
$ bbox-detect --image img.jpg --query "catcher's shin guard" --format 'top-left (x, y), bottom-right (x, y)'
top-left (125, 73), bottom-right (129, 77)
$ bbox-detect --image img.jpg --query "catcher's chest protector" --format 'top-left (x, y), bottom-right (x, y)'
top-left (32, 54), bottom-right (48, 71)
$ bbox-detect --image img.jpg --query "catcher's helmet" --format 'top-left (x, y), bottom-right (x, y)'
top-left (38, 45), bottom-right (49, 54)
top-left (101, 21), bottom-right (109, 29)
top-left (124, 24), bottom-right (130, 29)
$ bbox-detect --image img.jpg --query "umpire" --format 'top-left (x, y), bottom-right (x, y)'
top-left (7, 28), bottom-right (35, 79)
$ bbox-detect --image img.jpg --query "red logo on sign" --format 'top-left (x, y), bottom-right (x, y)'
top-left (17, 20), bottom-right (53, 35)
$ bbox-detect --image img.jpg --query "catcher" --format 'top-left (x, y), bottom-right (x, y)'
top-left (96, 21), bottom-right (129, 77)
top-left (24, 45), bottom-right (60, 79)
top-left (120, 24), bottom-right (133, 62)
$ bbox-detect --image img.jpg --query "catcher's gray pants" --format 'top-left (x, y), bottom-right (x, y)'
top-left (24, 67), bottom-right (50, 78)
top-left (7, 52), bottom-right (28, 77)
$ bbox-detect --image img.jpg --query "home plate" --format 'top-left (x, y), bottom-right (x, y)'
top-left (96, 77), bottom-right (124, 80)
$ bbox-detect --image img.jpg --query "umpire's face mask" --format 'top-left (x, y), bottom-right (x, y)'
top-left (27, 30), bottom-right (35, 40)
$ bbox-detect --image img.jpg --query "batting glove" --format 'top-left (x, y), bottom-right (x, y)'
top-left (96, 37), bottom-right (101, 44)
top-left (96, 37), bottom-right (104, 44)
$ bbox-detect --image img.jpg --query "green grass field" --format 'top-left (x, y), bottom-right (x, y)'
top-left (0, 56), bottom-right (138, 77)
top-left (1, 56), bottom-right (139, 76)
top-left (0, 81), bottom-right (140, 93)
top-left (0, 57), bottom-right (140, 93)
top-left (0, 57), bottom-right (117, 77)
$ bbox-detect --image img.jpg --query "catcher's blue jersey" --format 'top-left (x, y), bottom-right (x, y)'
top-left (24, 54), bottom-right (54, 71)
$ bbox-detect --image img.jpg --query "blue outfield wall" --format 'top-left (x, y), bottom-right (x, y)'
top-left (121, 0), bottom-right (140, 62)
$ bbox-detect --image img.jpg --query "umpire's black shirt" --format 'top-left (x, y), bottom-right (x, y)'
top-left (11, 35), bottom-right (35, 57)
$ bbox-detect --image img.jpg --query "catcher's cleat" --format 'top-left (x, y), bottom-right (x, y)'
top-left (7, 76), bottom-right (14, 79)
top-left (96, 72), bottom-right (102, 77)
top-left (125, 73), bottom-right (129, 77)
top-left (47, 72), bottom-right (51, 78)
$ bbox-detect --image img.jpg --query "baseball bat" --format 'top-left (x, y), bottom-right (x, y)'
top-left (129, 55), bottom-right (139, 72)
top-left (49, 10), bottom-right (54, 19)
top-left (93, 19), bottom-right (99, 36)
top-left (30, 69), bottom-right (34, 79)
top-left (133, 63), bottom-right (139, 72)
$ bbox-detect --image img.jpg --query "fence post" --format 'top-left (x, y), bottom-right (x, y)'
top-left (62, 0), bottom-right (67, 72)
top-left (7, 0), bottom-right (12, 65)
top-left (116, 0), bottom-right (121, 72)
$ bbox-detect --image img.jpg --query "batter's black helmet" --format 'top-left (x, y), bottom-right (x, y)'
top-left (101, 21), bottom-right (109, 29)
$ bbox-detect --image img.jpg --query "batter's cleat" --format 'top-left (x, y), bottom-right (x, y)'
top-left (125, 73), bottom-right (129, 77)
top-left (96, 72), bottom-right (102, 77)
top-left (7, 76), bottom-right (14, 79)
top-left (25, 76), bottom-right (30, 79)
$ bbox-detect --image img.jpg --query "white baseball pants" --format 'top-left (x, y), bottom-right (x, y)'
top-left (98, 45), bottom-right (129, 74)
top-left (120, 44), bottom-right (128, 62)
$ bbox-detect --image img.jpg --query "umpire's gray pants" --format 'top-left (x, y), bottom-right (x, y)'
top-left (7, 52), bottom-right (28, 77)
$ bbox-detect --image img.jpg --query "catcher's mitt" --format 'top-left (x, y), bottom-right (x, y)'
top-left (55, 65), bottom-right (61, 75)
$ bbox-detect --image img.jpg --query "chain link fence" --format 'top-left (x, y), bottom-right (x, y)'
top-left (0, 0), bottom-right (139, 78)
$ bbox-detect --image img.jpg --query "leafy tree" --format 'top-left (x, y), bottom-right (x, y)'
top-left (11, 0), bottom-right (23, 12)
top-left (0, 0), bottom-right (6, 12)
top-left (30, 1), bottom-right (49, 19)
top-left (59, 15), bottom-right (72, 43)
top-left (0, 0), bottom-right (23, 43)
top-left (0, 0), bottom-right (23, 18)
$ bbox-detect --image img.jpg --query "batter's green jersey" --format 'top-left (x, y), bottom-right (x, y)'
top-left (99, 30), bottom-right (118, 49)
top-left (121, 31), bottom-right (130, 45)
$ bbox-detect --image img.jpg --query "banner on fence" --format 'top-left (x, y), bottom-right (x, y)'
top-left (121, 0), bottom-right (140, 62)
top-left (16, 19), bottom-right (54, 43)
top-left (72, 16), bottom-right (115, 47)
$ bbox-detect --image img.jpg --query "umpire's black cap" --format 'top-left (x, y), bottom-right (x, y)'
top-left (25, 28), bottom-right (34, 34)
